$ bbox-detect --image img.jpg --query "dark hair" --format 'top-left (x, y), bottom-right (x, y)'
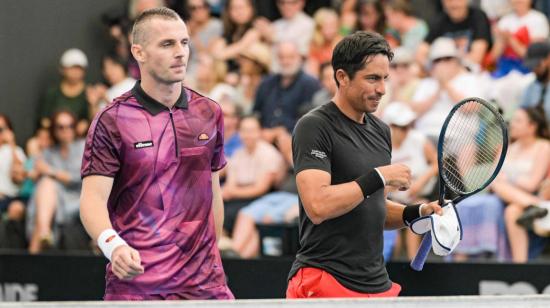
top-left (49, 110), bottom-right (77, 145)
top-left (0, 113), bottom-right (13, 131)
top-left (132, 7), bottom-right (182, 45)
top-left (222, 0), bottom-right (256, 43)
top-left (331, 31), bottom-right (393, 87)
top-left (238, 114), bottom-right (261, 129)
top-left (355, 0), bottom-right (386, 34)
top-left (522, 107), bottom-right (550, 140)
top-left (385, 0), bottom-right (414, 16)
top-left (102, 53), bottom-right (129, 74)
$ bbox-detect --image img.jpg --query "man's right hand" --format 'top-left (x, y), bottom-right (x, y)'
top-left (377, 164), bottom-right (411, 191)
top-left (111, 245), bottom-right (144, 280)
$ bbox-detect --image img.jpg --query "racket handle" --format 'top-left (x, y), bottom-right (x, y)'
top-left (410, 232), bottom-right (432, 271)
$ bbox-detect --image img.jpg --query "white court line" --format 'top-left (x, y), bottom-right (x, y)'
top-left (1, 295), bottom-right (550, 308)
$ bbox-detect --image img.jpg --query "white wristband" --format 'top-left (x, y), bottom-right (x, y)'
top-left (97, 229), bottom-right (127, 262)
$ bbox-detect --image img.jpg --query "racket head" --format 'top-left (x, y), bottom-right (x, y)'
top-left (437, 97), bottom-right (508, 199)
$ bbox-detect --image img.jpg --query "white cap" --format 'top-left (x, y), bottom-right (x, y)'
top-left (392, 47), bottom-right (413, 64)
top-left (60, 48), bottom-right (88, 68)
top-left (382, 102), bottom-right (416, 126)
top-left (429, 37), bottom-right (459, 63)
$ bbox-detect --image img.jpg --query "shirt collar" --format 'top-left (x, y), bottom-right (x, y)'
top-left (131, 81), bottom-right (188, 115)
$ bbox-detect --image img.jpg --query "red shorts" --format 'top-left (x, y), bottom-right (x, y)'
top-left (286, 267), bottom-right (401, 298)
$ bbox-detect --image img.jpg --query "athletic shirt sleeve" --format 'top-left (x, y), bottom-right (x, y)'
top-left (81, 109), bottom-right (121, 178)
top-left (292, 114), bottom-right (332, 174)
top-left (211, 104), bottom-right (227, 172)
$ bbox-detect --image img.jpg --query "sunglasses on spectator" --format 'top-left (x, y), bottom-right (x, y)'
top-left (54, 123), bottom-right (75, 131)
top-left (390, 63), bottom-right (410, 69)
top-left (432, 56), bottom-right (455, 64)
top-left (277, 0), bottom-right (300, 5)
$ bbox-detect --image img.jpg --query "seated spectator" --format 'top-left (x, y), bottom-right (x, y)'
top-left (309, 62), bottom-right (337, 110)
top-left (191, 53), bottom-right (230, 96)
top-left (231, 191), bottom-right (299, 258)
top-left (376, 47), bottom-right (421, 116)
top-left (221, 116), bottom-right (286, 236)
top-left (489, 0), bottom-right (549, 78)
top-left (39, 48), bottom-right (104, 137)
top-left (254, 0), bottom-right (315, 59)
top-left (505, 167), bottom-right (550, 263)
top-left (211, 0), bottom-right (260, 74)
top-left (27, 111), bottom-right (86, 254)
top-left (306, 8), bottom-right (342, 77)
top-left (236, 42), bottom-right (271, 114)
top-left (521, 42), bottom-right (550, 124)
top-left (101, 53), bottom-right (136, 104)
top-left (416, 0), bottom-right (492, 71)
top-left (384, 0), bottom-right (429, 54)
top-left (382, 103), bottom-right (437, 260)
top-left (453, 107), bottom-right (550, 261)
top-left (185, 0), bottom-right (223, 75)
top-left (341, 0), bottom-right (398, 46)
top-left (253, 41), bottom-right (321, 164)
top-left (0, 114), bottom-right (26, 224)
top-left (411, 38), bottom-right (484, 143)
top-left (219, 99), bottom-right (242, 159)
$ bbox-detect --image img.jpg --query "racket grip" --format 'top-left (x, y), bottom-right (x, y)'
top-left (410, 232), bottom-right (432, 271)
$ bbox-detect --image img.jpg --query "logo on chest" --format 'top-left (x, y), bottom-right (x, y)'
top-left (134, 140), bottom-right (154, 149)
top-left (198, 133), bottom-right (209, 141)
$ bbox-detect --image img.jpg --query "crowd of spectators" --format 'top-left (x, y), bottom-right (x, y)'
top-left (1, 0), bottom-right (550, 264)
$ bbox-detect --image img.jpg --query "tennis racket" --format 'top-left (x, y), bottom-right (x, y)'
top-left (410, 97), bottom-right (508, 271)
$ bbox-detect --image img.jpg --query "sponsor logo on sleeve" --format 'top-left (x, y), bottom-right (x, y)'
top-left (311, 149), bottom-right (327, 159)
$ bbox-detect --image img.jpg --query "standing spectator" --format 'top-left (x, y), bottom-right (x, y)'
top-left (221, 116), bottom-right (287, 236)
top-left (411, 38), bottom-right (484, 143)
top-left (185, 0), bottom-right (223, 75)
top-left (27, 111), bottom-right (86, 254)
top-left (253, 41), bottom-right (321, 164)
top-left (416, 0), bottom-right (492, 70)
top-left (255, 0), bottom-right (315, 57)
top-left (489, 0), bottom-right (549, 78)
top-left (384, 0), bottom-right (429, 54)
top-left (521, 42), bottom-right (550, 123)
top-left (306, 8), bottom-right (342, 77)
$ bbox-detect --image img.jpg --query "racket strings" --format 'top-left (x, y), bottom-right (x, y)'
top-left (440, 100), bottom-right (505, 194)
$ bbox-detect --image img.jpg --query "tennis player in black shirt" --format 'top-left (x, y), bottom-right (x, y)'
top-left (287, 31), bottom-right (442, 298)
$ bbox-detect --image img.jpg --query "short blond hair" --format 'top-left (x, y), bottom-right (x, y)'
top-left (131, 7), bottom-right (181, 45)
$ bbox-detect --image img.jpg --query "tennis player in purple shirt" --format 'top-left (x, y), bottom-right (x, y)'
top-left (80, 7), bottom-right (233, 300)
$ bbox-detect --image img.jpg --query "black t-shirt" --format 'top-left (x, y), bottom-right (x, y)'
top-left (288, 102), bottom-right (393, 293)
top-left (425, 6), bottom-right (492, 51)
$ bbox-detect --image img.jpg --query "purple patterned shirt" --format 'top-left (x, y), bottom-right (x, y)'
top-left (81, 82), bottom-right (232, 298)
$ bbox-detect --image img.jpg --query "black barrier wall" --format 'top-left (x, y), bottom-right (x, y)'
top-left (1, 253), bottom-right (550, 301)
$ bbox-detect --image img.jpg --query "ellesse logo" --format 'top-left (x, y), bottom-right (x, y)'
top-left (134, 141), bottom-right (154, 149)
top-left (198, 133), bottom-right (209, 141)
top-left (105, 235), bottom-right (116, 243)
